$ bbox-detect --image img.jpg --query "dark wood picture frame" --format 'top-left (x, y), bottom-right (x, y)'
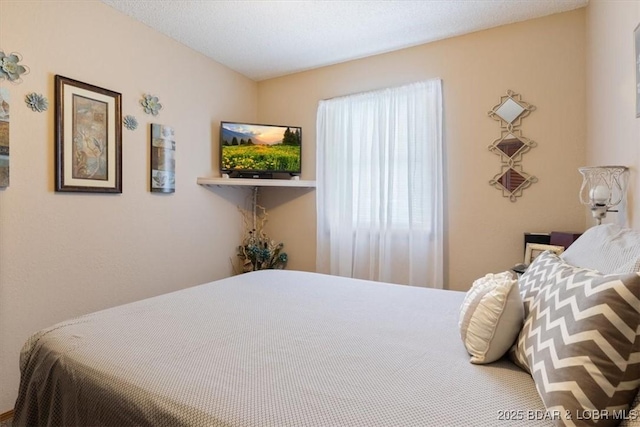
top-left (55, 75), bottom-right (122, 193)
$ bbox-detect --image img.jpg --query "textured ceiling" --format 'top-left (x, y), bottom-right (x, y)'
top-left (101, 0), bottom-right (589, 81)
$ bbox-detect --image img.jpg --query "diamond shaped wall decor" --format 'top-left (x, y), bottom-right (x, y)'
top-left (487, 90), bottom-right (537, 201)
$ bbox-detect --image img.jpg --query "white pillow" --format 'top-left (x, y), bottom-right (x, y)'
top-left (459, 272), bottom-right (524, 364)
top-left (561, 224), bottom-right (640, 274)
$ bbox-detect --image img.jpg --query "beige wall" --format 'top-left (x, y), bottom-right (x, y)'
top-left (586, 0), bottom-right (640, 227)
top-left (258, 10), bottom-right (588, 291)
top-left (0, 2), bottom-right (595, 414)
top-left (0, 0), bottom-right (256, 411)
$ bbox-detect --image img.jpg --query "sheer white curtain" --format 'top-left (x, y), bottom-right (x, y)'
top-left (316, 79), bottom-right (443, 288)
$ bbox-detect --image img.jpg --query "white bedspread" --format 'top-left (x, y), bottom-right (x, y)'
top-left (14, 270), bottom-right (551, 426)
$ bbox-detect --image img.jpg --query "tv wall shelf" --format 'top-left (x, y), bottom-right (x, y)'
top-left (197, 177), bottom-right (316, 189)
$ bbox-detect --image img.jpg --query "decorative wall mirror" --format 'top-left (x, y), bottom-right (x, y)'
top-left (494, 98), bottom-right (525, 124)
top-left (490, 165), bottom-right (538, 202)
top-left (487, 90), bottom-right (537, 201)
top-left (488, 90), bottom-right (535, 131)
top-left (488, 130), bottom-right (536, 164)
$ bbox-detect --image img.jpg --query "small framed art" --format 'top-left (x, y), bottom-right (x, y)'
top-left (150, 123), bottom-right (175, 193)
top-left (55, 75), bottom-right (122, 193)
top-left (0, 88), bottom-right (9, 187)
top-left (524, 243), bottom-right (565, 265)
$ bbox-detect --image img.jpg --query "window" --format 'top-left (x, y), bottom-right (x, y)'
top-left (316, 79), bottom-right (444, 287)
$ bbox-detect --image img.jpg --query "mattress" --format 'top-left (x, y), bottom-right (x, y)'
top-left (14, 270), bottom-right (551, 426)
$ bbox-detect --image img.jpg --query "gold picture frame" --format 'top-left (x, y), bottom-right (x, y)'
top-left (55, 75), bottom-right (122, 193)
top-left (524, 243), bottom-right (565, 265)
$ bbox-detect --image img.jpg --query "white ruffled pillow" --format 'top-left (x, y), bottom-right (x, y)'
top-left (459, 272), bottom-right (524, 364)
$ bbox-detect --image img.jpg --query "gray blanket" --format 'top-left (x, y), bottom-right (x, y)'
top-left (14, 270), bottom-right (551, 426)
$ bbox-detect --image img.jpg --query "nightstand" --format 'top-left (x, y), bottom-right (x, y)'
top-left (512, 263), bottom-right (527, 276)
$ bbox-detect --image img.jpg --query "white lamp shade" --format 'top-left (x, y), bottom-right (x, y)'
top-left (589, 185), bottom-right (610, 205)
top-left (578, 166), bottom-right (629, 224)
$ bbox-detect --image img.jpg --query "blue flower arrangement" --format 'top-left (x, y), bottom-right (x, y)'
top-left (237, 204), bottom-right (287, 272)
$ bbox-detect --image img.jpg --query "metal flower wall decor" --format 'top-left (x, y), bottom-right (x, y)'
top-left (0, 51), bottom-right (29, 83)
top-left (140, 94), bottom-right (162, 116)
top-left (123, 115), bottom-right (138, 130)
top-left (25, 93), bottom-right (48, 112)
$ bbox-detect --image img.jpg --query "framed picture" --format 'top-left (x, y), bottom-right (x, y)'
top-left (635, 23), bottom-right (640, 118)
top-left (150, 123), bottom-right (175, 193)
top-left (0, 87), bottom-right (9, 187)
top-left (524, 243), bottom-right (565, 265)
top-left (55, 75), bottom-right (122, 193)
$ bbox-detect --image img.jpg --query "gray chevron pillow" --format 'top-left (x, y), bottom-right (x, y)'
top-left (512, 264), bottom-right (640, 426)
top-left (517, 251), bottom-right (582, 318)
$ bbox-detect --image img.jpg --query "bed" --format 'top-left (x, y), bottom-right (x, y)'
top-left (12, 224), bottom-right (640, 427)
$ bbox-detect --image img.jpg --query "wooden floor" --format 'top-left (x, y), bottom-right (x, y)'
top-left (0, 410), bottom-right (12, 427)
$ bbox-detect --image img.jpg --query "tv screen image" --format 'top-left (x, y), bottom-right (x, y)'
top-left (220, 121), bottom-right (301, 175)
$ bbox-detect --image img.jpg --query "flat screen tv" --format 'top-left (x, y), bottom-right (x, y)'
top-left (220, 121), bottom-right (301, 177)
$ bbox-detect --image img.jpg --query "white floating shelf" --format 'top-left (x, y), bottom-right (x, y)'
top-left (197, 177), bottom-right (316, 188)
